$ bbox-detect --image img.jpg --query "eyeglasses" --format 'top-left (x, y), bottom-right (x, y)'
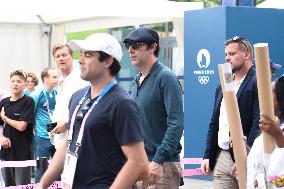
top-left (225, 36), bottom-right (249, 52)
top-left (75, 98), bottom-right (93, 121)
top-left (124, 42), bottom-right (147, 50)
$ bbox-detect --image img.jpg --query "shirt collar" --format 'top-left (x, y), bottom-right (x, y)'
top-left (144, 60), bottom-right (160, 77)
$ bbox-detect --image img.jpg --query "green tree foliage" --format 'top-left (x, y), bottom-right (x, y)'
top-left (66, 29), bottom-right (107, 59)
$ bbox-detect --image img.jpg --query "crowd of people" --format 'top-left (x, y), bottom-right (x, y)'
top-left (0, 28), bottom-right (184, 189)
top-left (0, 27), bottom-right (283, 189)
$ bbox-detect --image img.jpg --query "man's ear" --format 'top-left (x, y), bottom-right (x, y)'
top-left (103, 56), bottom-right (114, 68)
top-left (244, 50), bottom-right (251, 60)
top-left (149, 43), bottom-right (157, 54)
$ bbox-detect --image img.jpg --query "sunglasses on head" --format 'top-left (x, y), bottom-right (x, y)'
top-left (124, 41), bottom-right (147, 50)
top-left (225, 36), bottom-right (249, 52)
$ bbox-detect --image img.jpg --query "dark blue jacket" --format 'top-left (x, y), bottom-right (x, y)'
top-left (203, 66), bottom-right (260, 171)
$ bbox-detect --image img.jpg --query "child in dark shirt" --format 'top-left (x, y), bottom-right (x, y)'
top-left (0, 69), bottom-right (35, 186)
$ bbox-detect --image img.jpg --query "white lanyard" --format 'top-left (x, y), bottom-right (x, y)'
top-left (62, 81), bottom-right (116, 189)
top-left (67, 80), bottom-right (117, 154)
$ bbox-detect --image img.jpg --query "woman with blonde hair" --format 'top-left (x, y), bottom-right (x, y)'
top-left (24, 72), bottom-right (39, 95)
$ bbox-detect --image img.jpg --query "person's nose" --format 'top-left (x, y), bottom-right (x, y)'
top-left (79, 56), bottom-right (84, 64)
top-left (225, 55), bottom-right (230, 63)
top-left (128, 46), bottom-right (135, 53)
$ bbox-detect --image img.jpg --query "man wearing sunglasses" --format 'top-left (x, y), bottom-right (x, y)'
top-left (124, 27), bottom-right (183, 189)
top-left (201, 36), bottom-right (260, 189)
top-left (37, 33), bottom-right (149, 189)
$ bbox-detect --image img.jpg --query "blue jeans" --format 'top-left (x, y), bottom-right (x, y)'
top-left (34, 136), bottom-right (55, 183)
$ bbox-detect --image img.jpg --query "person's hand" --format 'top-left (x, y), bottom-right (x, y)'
top-left (146, 161), bottom-right (163, 186)
top-left (0, 135), bottom-right (11, 148)
top-left (51, 122), bottom-right (66, 134)
top-left (231, 164), bottom-right (237, 178)
top-left (0, 107), bottom-right (7, 122)
top-left (200, 159), bottom-right (211, 175)
top-left (259, 114), bottom-right (282, 138)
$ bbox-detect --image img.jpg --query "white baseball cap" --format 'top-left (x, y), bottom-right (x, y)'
top-left (69, 33), bottom-right (122, 62)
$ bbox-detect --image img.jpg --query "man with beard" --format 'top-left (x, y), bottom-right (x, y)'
top-left (37, 33), bottom-right (149, 189)
top-left (201, 36), bottom-right (260, 189)
top-left (123, 27), bottom-right (183, 189)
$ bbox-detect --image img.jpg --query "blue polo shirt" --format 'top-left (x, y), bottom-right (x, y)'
top-left (131, 61), bottom-right (184, 164)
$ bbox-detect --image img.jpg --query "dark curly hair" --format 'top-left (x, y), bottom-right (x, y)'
top-left (10, 69), bottom-right (27, 81)
top-left (97, 51), bottom-right (121, 76)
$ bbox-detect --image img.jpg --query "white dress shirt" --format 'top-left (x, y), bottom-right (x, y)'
top-left (51, 69), bottom-right (89, 148)
top-left (52, 69), bottom-right (89, 124)
top-left (218, 75), bottom-right (245, 150)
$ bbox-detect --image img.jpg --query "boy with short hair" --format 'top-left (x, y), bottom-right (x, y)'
top-left (0, 69), bottom-right (35, 186)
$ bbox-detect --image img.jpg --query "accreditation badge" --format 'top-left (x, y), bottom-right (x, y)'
top-left (61, 152), bottom-right (78, 189)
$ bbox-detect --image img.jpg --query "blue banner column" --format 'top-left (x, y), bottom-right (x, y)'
top-left (184, 6), bottom-right (284, 179)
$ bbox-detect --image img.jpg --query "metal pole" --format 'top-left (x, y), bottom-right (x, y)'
top-left (38, 157), bottom-right (48, 179)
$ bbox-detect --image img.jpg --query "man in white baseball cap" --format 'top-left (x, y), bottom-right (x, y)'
top-left (38, 33), bottom-right (149, 189)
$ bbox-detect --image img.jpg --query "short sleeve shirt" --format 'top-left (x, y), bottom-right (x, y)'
top-left (31, 88), bottom-right (57, 139)
top-left (0, 95), bottom-right (35, 161)
top-left (68, 85), bottom-right (143, 189)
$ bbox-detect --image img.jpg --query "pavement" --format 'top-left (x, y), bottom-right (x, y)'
top-left (180, 178), bottom-right (213, 189)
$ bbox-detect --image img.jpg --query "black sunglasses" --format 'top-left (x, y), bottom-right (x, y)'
top-left (225, 36), bottom-right (249, 52)
top-left (124, 41), bottom-right (147, 50)
top-left (75, 98), bottom-right (93, 121)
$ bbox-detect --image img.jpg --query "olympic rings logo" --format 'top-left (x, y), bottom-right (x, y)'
top-left (198, 76), bottom-right (209, 84)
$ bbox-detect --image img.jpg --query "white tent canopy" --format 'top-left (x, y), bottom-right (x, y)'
top-left (0, 0), bottom-right (203, 90)
top-left (257, 0), bottom-right (284, 8)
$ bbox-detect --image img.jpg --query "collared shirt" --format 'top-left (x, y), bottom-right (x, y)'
top-left (131, 61), bottom-right (183, 164)
top-left (31, 87), bottom-right (57, 139)
top-left (52, 69), bottom-right (89, 123)
top-left (218, 75), bottom-right (246, 150)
